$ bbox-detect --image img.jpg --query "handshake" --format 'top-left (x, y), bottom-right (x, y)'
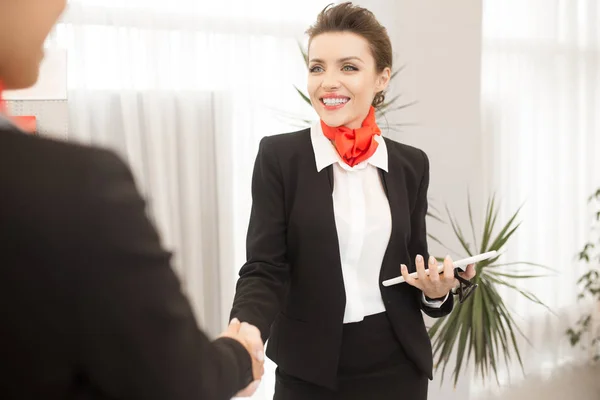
top-left (220, 318), bottom-right (265, 397)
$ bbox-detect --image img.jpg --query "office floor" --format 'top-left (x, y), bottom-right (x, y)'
top-left (477, 361), bottom-right (600, 400)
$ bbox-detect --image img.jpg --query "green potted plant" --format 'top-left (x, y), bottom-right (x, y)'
top-left (566, 188), bottom-right (600, 362)
top-left (427, 194), bottom-right (553, 386)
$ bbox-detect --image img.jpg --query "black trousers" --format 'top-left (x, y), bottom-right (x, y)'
top-left (273, 312), bottom-right (428, 400)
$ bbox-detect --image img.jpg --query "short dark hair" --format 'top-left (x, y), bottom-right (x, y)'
top-left (306, 2), bottom-right (392, 107)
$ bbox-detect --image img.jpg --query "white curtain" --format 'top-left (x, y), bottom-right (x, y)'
top-left (476, 0), bottom-right (599, 396)
top-left (45, 1), bottom-right (331, 398)
top-left (64, 90), bottom-right (233, 338)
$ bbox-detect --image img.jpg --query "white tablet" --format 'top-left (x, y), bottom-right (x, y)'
top-left (381, 250), bottom-right (497, 287)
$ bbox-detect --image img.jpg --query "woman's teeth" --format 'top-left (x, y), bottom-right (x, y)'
top-left (322, 98), bottom-right (349, 106)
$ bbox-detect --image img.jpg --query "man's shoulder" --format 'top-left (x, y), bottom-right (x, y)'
top-left (0, 128), bottom-right (140, 264)
top-left (1, 127), bottom-right (128, 174)
top-left (0, 127), bottom-right (132, 204)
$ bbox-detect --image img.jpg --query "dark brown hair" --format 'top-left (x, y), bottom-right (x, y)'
top-left (306, 2), bottom-right (392, 108)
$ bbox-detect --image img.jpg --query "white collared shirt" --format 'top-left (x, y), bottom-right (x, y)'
top-left (310, 122), bottom-right (444, 323)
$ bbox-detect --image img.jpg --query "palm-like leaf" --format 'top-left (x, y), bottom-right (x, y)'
top-left (298, 41), bottom-right (309, 67)
top-left (293, 85), bottom-right (312, 107)
top-left (429, 193), bottom-right (553, 387)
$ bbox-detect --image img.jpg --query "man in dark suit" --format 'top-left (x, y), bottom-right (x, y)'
top-left (0, 1), bottom-right (264, 398)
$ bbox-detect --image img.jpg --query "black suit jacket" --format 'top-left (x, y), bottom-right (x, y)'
top-left (230, 128), bottom-right (453, 390)
top-left (0, 125), bottom-right (252, 399)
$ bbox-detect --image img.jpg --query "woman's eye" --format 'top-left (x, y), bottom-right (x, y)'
top-left (342, 65), bottom-right (358, 72)
top-left (309, 66), bottom-right (324, 73)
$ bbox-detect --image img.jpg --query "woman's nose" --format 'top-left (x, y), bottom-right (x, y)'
top-left (321, 72), bottom-right (341, 90)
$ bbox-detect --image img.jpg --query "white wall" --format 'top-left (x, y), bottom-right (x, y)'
top-left (356, 1), bottom-right (484, 399)
top-left (358, 0), bottom-right (484, 238)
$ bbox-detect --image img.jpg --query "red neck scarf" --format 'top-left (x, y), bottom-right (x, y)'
top-left (320, 106), bottom-right (381, 167)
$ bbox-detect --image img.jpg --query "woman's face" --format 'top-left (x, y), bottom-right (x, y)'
top-left (307, 32), bottom-right (390, 129)
top-left (0, 0), bottom-right (67, 90)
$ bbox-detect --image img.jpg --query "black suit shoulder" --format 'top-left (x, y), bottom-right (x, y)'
top-left (0, 127), bottom-right (253, 400)
top-left (383, 136), bottom-right (428, 169)
top-left (0, 128), bottom-right (131, 252)
top-left (0, 127), bottom-right (148, 258)
top-left (0, 125), bottom-right (125, 171)
top-left (381, 136), bottom-right (429, 195)
top-left (383, 136), bottom-right (424, 155)
top-left (257, 127), bottom-right (311, 158)
top-left (260, 127), bottom-right (311, 145)
top-left (252, 128), bottom-right (315, 184)
top-left (0, 126), bottom-right (131, 198)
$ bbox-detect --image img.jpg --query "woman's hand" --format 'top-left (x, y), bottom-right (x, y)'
top-left (400, 255), bottom-right (476, 300)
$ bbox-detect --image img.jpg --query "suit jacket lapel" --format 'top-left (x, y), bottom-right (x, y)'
top-left (379, 145), bottom-right (412, 280)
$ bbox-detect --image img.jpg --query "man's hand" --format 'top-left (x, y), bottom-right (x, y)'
top-left (220, 318), bottom-right (265, 397)
top-left (401, 255), bottom-right (476, 299)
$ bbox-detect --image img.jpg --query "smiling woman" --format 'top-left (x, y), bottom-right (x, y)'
top-left (306, 28), bottom-right (391, 168)
top-left (229, 2), bottom-right (476, 400)
top-left (307, 33), bottom-right (389, 130)
top-left (306, 10), bottom-right (392, 129)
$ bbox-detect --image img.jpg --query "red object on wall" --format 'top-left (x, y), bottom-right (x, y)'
top-left (13, 116), bottom-right (37, 134)
top-left (1, 81), bottom-right (37, 134)
top-left (0, 80), bottom-right (6, 114)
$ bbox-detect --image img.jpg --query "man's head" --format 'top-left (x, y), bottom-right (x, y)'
top-left (0, 0), bottom-right (67, 90)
